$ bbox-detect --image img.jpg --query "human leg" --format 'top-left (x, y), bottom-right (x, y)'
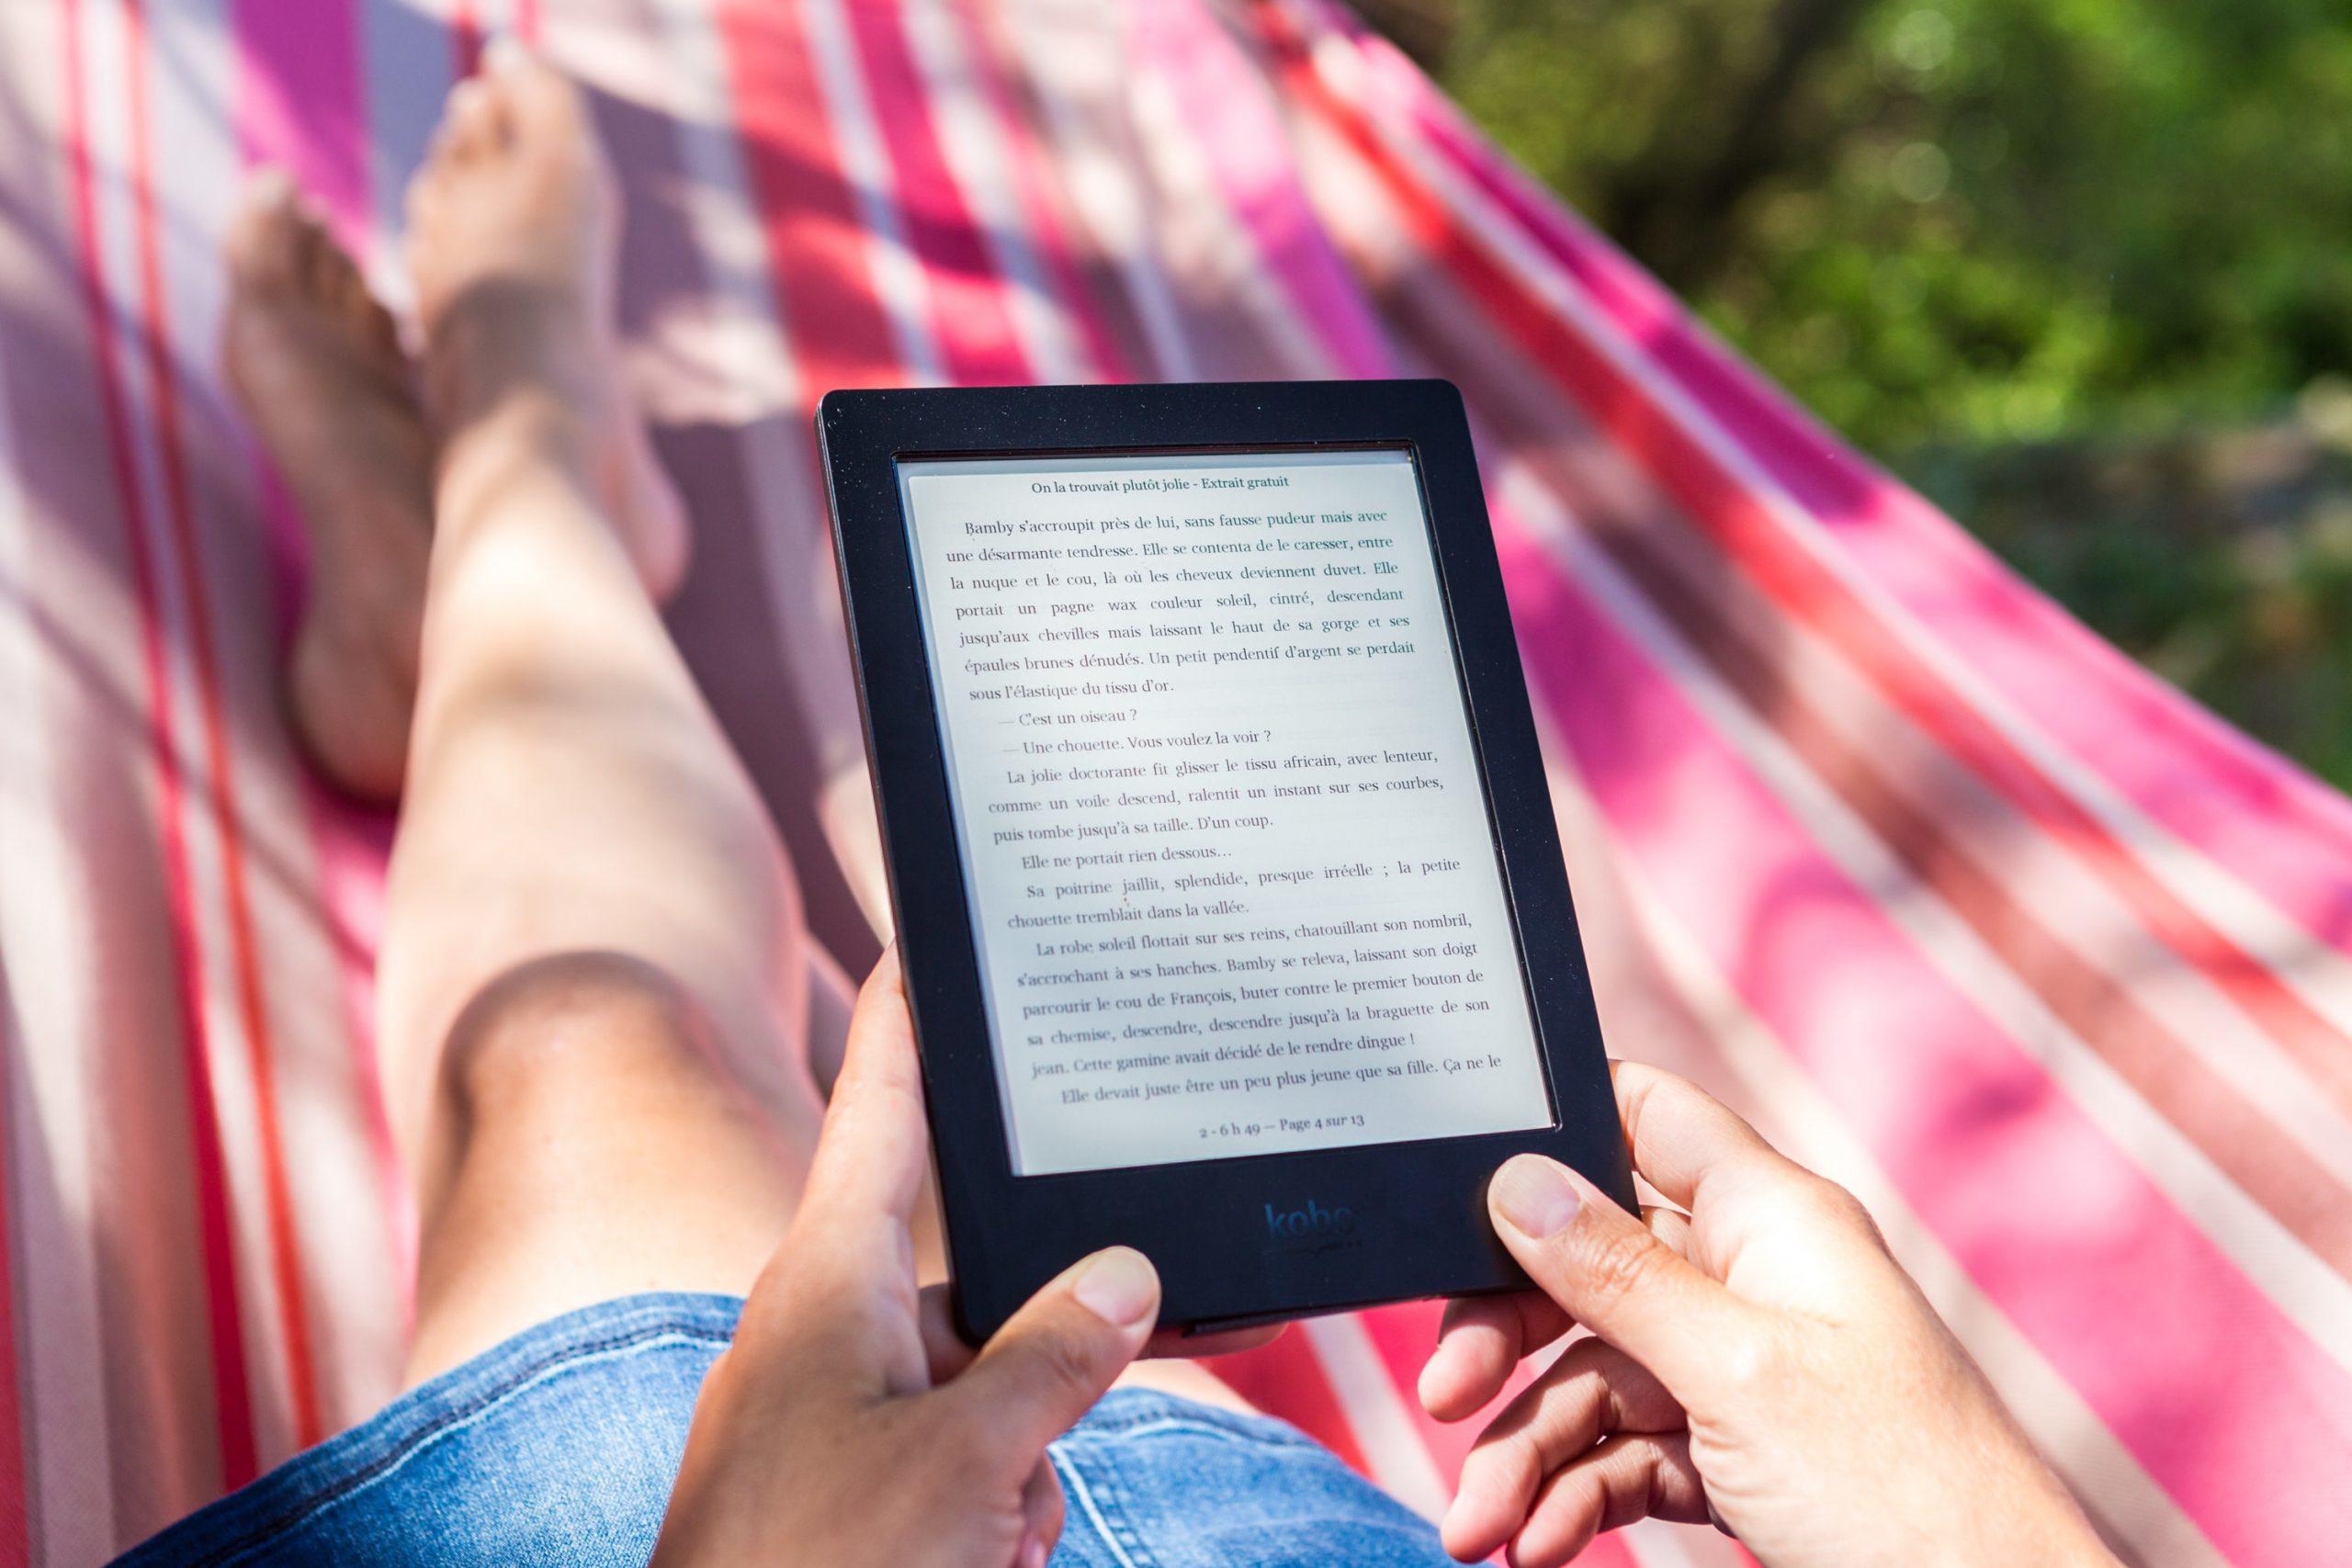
top-left (381, 51), bottom-right (833, 1385)
top-left (228, 48), bottom-right (820, 1390)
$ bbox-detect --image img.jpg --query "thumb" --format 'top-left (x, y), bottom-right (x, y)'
top-left (1487, 1154), bottom-right (1751, 1397)
top-left (939, 1247), bottom-right (1159, 1459)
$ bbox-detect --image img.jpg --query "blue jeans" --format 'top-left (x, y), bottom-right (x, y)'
top-left (121, 1294), bottom-right (1452, 1565)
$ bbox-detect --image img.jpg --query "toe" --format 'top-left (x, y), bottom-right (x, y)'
top-left (225, 169), bottom-right (306, 291)
top-left (300, 216), bottom-right (353, 304)
top-left (483, 39), bottom-right (587, 144)
top-left (310, 237), bottom-right (398, 357)
top-left (294, 214), bottom-right (360, 316)
top-left (443, 77), bottom-right (509, 161)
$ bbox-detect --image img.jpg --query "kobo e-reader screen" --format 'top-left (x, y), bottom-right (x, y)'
top-left (897, 449), bottom-right (1555, 1177)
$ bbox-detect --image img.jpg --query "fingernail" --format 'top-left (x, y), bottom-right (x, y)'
top-left (1018, 1533), bottom-right (1048, 1568)
top-left (1071, 1246), bottom-right (1158, 1328)
top-left (1491, 1155), bottom-right (1581, 1239)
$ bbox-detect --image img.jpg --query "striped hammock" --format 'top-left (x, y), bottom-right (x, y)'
top-left (2, 1), bottom-right (2348, 1562)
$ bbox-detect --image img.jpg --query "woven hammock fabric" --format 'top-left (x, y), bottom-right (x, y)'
top-left (1, 0), bottom-right (2349, 1562)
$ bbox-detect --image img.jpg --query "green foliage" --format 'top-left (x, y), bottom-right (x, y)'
top-left (1440, 0), bottom-right (2352, 452)
top-left (1432, 0), bottom-right (2352, 787)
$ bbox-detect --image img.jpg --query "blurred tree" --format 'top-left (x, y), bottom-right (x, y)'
top-left (1412, 0), bottom-right (2352, 785)
top-left (1439, 0), bottom-right (2352, 452)
top-left (1351, 0), bottom-right (1457, 65)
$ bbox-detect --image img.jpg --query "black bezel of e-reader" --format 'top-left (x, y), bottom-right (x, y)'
top-left (818, 379), bottom-right (1634, 1344)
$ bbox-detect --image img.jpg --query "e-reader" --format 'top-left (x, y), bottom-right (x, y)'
top-left (818, 380), bottom-right (1634, 1342)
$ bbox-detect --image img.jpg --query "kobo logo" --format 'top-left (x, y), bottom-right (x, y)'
top-left (1264, 1197), bottom-right (1360, 1246)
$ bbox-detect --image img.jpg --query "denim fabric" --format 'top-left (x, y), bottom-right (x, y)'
top-left (1042, 1393), bottom-right (1452, 1568)
top-left (119, 1293), bottom-right (1451, 1567)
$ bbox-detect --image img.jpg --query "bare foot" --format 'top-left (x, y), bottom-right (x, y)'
top-left (224, 172), bottom-right (431, 802)
top-left (402, 43), bottom-right (688, 596)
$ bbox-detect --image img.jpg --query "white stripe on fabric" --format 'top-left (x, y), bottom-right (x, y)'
top-left (634, 0), bottom-right (809, 427)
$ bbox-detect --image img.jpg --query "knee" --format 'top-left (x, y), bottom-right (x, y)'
top-left (435, 950), bottom-right (717, 1125)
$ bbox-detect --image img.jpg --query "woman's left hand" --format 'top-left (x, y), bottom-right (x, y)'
top-left (650, 949), bottom-right (1159, 1568)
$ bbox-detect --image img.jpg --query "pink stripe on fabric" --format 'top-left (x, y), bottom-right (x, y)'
top-left (1136, 0), bottom-right (1392, 379)
top-left (1339, 18), bottom-right (2352, 957)
top-left (231, 0), bottom-right (370, 231)
top-left (842, 2), bottom-right (1026, 386)
top-left (1491, 515), bottom-right (2352, 1563)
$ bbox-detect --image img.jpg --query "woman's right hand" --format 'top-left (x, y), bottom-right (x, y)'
top-left (1419, 1062), bottom-right (2120, 1568)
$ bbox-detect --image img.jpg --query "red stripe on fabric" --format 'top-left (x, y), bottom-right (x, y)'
top-left (1214, 1328), bottom-right (1372, 1476)
top-left (451, 0), bottom-right (482, 78)
top-left (1254, 1), bottom-right (2352, 1120)
top-left (715, 0), bottom-right (903, 400)
top-left (844, 3), bottom-right (1025, 385)
top-left (58, 0), bottom-right (258, 1489)
top-left (121, 0), bottom-right (324, 1455)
